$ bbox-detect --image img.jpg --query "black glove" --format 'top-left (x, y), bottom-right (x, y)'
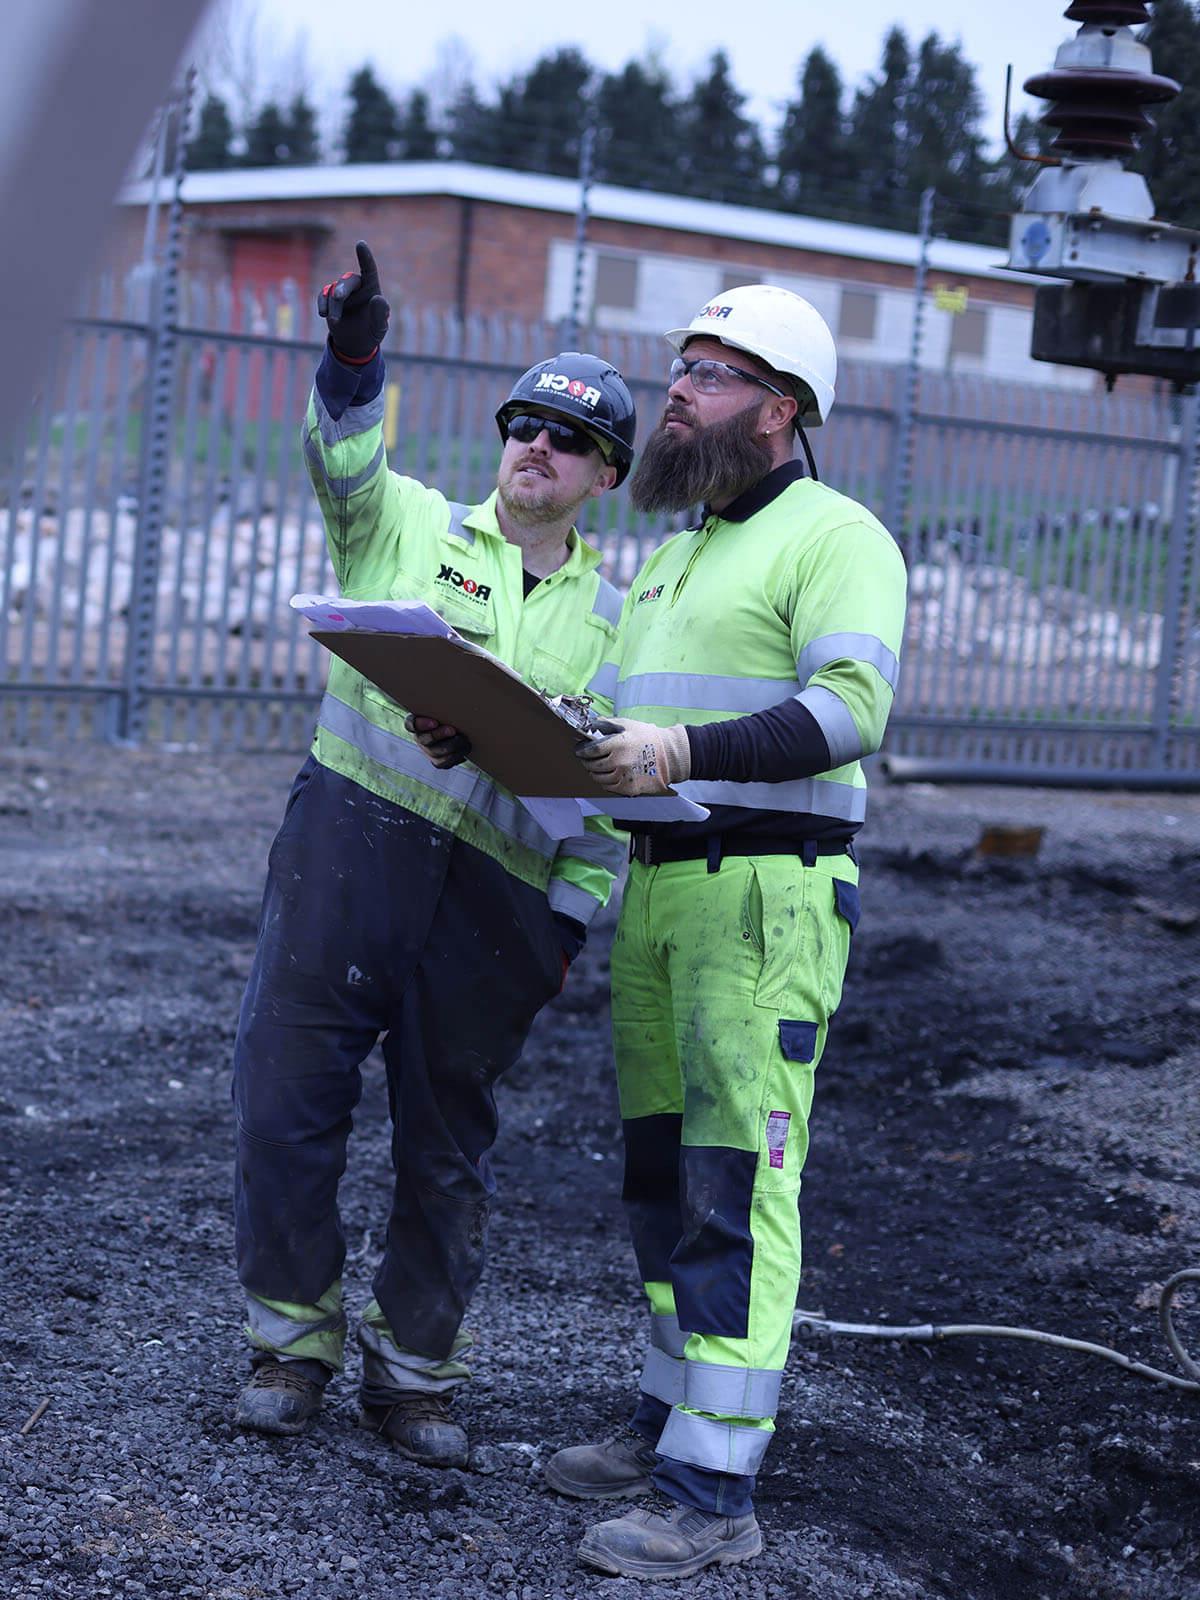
top-left (317, 240), bottom-right (390, 363)
top-left (553, 913), bottom-right (587, 966)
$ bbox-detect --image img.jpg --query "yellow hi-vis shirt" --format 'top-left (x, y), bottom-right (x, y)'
top-left (612, 472), bottom-right (908, 831)
top-left (302, 375), bottom-right (625, 926)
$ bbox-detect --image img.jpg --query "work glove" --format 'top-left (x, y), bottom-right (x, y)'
top-left (405, 712), bottom-right (472, 769)
top-left (574, 719), bottom-right (691, 797)
top-left (317, 240), bottom-right (390, 363)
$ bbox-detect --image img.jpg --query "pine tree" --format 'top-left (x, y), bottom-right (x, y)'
top-left (243, 102), bottom-right (290, 167)
top-left (446, 82), bottom-right (498, 165)
top-left (188, 92), bottom-right (235, 170)
top-left (343, 65), bottom-right (400, 162)
top-left (283, 92), bottom-right (319, 166)
top-left (398, 89), bottom-right (438, 160)
top-left (1133, 0), bottom-right (1200, 228)
top-left (594, 57), bottom-right (682, 190)
top-left (678, 50), bottom-right (767, 206)
top-left (845, 28), bottom-right (911, 226)
top-left (495, 48), bottom-right (593, 178)
top-left (776, 47), bottom-right (851, 217)
top-left (903, 33), bottom-right (994, 241)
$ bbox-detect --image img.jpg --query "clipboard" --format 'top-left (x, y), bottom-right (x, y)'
top-left (313, 629), bottom-right (623, 800)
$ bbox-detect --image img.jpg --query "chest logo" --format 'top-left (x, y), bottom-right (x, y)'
top-left (635, 583), bottom-right (664, 605)
top-left (437, 563), bottom-right (492, 603)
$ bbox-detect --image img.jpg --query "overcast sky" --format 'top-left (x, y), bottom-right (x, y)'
top-left (199, 0), bottom-right (1085, 156)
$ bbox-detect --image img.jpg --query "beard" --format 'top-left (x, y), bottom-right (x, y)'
top-left (629, 403), bottom-right (774, 515)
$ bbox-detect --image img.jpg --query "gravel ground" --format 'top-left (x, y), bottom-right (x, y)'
top-left (2, 747), bottom-right (1200, 1600)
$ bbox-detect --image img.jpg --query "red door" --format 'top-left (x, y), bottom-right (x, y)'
top-left (226, 232), bottom-right (315, 419)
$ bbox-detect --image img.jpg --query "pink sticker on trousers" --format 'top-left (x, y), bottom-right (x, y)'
top-left (766, 1110), bottom-right (791, 1169)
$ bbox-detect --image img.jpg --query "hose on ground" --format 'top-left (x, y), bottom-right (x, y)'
top-left (793, 1267), bottom-right (1200, 1394)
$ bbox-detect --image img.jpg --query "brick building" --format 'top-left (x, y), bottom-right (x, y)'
top-left (110, 160), bottom-right (1089, 389)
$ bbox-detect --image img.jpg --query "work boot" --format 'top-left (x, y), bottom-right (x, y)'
top-left (544, 1430), bottom-right (659, 1500)
top-left (234, 1360), bottom-right (325, 1436)
top-left (578, 1498), bottom-right (763, 1580)
top-left (357, 1393), bottom-right (469, 1469)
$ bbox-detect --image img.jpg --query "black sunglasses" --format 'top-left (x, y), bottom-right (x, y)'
top-left (505, 413), bottom-right (609, 458)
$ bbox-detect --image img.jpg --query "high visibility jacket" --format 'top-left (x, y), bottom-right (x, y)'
top-left (302, 372), bottom-right (626, 927)
top-left (613, 473), bottom-right (907, 832)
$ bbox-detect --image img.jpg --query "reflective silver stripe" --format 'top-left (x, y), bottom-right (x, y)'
top-left (359, 1320), bottom-right (469, 1396)
top-left (245, 1295), bottom-right (345, 1356)
top-left (557, 829), bottom-right (627, 872)
top-left (677, 775), bottom-right (867, 821)
top-left (592, 577), bottom-right (623, 627)
top-left (657, 1409), bottom-right (772, 1476)
top-left (303, 432), bottom-right (385, 499)
top-left (797, 631), bottom-right (900, 691)
top-left (651, 1312), bottom-right (688, 1359)
top-left (319, 694), bottom-right (558, 861)
top-left (617, 671), bottom-right (799, 715)
top-left (639, 1346), bottom-right (685, 1406)
top-left (547, 878), bottom-right (602, 926)
top-left (586, 661), bottom-right (618, 701)
top-left (312, 386), bottom-right (386, 446)
top-left (796, 684), bottom-right (864, 767)
top-left (446, 500), bottom-right (475, 546)
top-left (683, 1361), bottom-right (783, 1420)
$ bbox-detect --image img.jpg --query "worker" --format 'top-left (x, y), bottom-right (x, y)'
top-left (546, 285), bottom-right (908, 1579)
top-left (231, 242), bottom-right (634, 1469)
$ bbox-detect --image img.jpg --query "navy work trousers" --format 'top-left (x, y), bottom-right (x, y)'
top-left (232, 757), bottom-right (565, 1360)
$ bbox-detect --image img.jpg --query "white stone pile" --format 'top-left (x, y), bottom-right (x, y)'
top-left (906, 552), bottom-right (1164, 672)
top-left (0, 503), bottom-right (335, 644)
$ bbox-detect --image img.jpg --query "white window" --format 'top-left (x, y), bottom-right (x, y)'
top-left (839, 288), bottom-right (878, 342)
top-left (594, 252), bottom-right (639, 311)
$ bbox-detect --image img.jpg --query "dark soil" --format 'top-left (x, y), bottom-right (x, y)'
top-left (2, 748), bottom-right (1200, 1600)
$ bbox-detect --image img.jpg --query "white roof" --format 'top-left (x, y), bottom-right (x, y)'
top-left (118, 160), bottom-right (1012, 281)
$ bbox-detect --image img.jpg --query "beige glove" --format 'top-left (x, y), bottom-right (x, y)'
top-left (575, 719), bottom-right (691, 796)
top-left (405, 712), bottom-right (472, 770)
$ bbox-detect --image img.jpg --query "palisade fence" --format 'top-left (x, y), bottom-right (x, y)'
top-left (1, 263), bottom-right (1198, 785)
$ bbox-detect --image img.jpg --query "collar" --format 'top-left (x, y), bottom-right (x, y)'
top-left (705, 460), bottom-right (811, 525)
top-left (462, 489), bottom-right (603, 574)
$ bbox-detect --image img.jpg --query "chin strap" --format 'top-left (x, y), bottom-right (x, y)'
top-left (797, 425), bottom-right (819, 482)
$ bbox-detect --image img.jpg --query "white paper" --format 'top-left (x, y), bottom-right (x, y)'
top-left (517, 793), bottom-right (710, 839)
top-left (290, 593), bottom-right (459, 639)
top-left (580, 795), bottom-right (710, 824)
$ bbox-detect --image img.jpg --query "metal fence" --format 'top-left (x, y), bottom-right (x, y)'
top-left (2, 258), bottom-right (1197, 785)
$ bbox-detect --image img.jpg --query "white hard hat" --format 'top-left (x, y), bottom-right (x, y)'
top-left (665, 284), bottom-right (837, 428)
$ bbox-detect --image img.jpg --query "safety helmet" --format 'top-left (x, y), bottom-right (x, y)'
top-left (664, 284), bottom-right (837, 428)
top-left (495, 352), bottom-right (637, 485)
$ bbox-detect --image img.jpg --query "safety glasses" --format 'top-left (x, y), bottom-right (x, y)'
top-left (505, 413), bottom-right (608, 458)
top-left (669, 355), bottom-right (786, 398)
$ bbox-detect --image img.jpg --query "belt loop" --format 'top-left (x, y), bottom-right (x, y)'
top-left (801, 840), bottom-right (818, 868)
top-left (706, 835), bottom-right (723, 874)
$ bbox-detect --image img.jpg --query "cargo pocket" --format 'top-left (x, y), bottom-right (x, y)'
top-left (779, 1019), bottom-right (818, 1062)
top-left (749, 862), bottom-right (806, 1010)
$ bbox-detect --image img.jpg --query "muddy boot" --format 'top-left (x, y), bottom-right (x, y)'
top-left (544, 1431), bottom-right (659, 1500)
top-left (234, 1359), bottom-right (325, 1436)
top-left (578, 1498), bottom-right (762, 1580)
top-left (357, 1393), bottom-right (469, 1468)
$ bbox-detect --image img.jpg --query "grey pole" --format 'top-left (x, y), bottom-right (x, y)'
top-left (884, 187), bottom-right (935, 539)
top-left (1152, 385), bottom-right (1199, 771)
top-left (565, 119), bottom-right (596, 348)
top-left (119, 67), bottom-right (194, 745)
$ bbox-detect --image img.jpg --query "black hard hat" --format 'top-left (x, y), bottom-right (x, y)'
top-left (495, 352), bottom-right (637, 486)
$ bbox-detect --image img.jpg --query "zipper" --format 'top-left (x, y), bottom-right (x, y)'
top-left (670, 518), bottom-right (716, 606)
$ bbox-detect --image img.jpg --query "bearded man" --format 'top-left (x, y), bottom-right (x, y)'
top-left (545, 285), bottom-right (908, 1581)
